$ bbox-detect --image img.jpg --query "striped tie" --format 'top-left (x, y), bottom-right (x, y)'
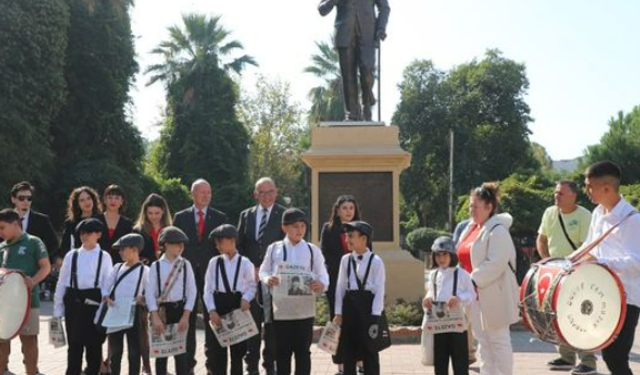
top-left (258, 208), bottom-right (268, 244)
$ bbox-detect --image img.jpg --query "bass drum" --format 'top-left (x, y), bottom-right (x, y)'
top-left (520, 258), bottom-right (626, 351)
top-left (0, 268), bottom-right (31, 341)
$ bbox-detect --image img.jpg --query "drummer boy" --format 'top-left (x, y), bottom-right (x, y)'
top-left (0, 208), bottom-right (51, 375)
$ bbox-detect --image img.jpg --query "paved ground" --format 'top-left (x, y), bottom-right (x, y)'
top-left (6, 302), bottom-right (640, 375)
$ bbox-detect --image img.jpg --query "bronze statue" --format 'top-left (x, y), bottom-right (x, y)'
top-left (319, 0), bottom-right (390, 122)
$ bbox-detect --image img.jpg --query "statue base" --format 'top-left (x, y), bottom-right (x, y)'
top-left (319, 121), bottom-right (385, 127)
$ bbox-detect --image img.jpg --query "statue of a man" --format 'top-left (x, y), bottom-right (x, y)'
top-left (319, 0), bottom-right (390, 122)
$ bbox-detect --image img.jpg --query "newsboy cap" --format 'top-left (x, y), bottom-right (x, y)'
top-left (209, 224), bottom-right (238, 240)
top-left (158, 226), bottom-right (189, 246)
top-left (282, 208), bottom-right (308, 225)
top-left (75, 218), bottom-right (104, 234)
top-left (431, 236), bottom-right (456, 254)
top-left (112, 233), bottom-right (145, 250)
top-left (343, 221), bottom-right (374, 240)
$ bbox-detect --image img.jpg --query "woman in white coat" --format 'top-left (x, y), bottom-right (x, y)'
top-left (456, 183), bottom-right (519, 375)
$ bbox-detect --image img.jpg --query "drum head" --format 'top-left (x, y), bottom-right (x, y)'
top-left (554, 263), bottom-right (624, 351)
top-left (0, 271), bottom-right (30, 340)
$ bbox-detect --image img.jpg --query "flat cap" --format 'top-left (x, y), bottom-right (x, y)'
top-left (431, 236), bottom-right (456, 254)
top-left (158, 226), bottom-right (189, 246)
top-left (75, 218), bottom-right (104, 233)
top-left (113, 233), bottom-right (145, 250)
top-left (282, 208), bottom-right (308, 225)
top-left (343, 221), bottom-right (374, 240)
top-left (209, 224), bottom-right (238, 240)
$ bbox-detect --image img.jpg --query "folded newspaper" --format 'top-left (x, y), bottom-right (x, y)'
top-left (48, 318), bottom-right (66, 348)
top-left (272, 264), bottom-right (316, 320)
top-left (149, 323), bottom-right (187, 358)
top-left (210, 309), bottom-right (259, 347)
top-left (318, 322), bottom-right (341, 355)
top-left (423, 302), bottom-right (467, 334)
top-left (101, 300), bottom-right (136, 334)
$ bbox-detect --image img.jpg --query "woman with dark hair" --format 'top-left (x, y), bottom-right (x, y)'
top-left (456, 183), bottom-right (518, 375)
top-left (58, 186), bottom-right (102, 258)
top-left (132, 193), bottom-right (172, 375)
top-left (98, 185), bottom-right (133, 264)
top-left (320, 195), bottom-right (361, 375)
top-left (133, 193), bottom-right (173, 264)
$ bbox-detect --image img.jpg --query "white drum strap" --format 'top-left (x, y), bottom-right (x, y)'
top-left (568, 210), bottom-right (639, 263)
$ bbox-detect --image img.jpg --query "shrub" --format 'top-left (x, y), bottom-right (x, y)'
top-left (405, 227), bottom-right (451, 258)
top-left (386, 299), bottom-right (423, 326)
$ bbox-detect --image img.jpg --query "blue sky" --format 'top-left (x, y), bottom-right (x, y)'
top-left (130, 0), bottom-right (640, 160)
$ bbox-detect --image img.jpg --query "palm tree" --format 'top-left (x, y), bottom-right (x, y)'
top-left (304, 39), bottom-right (345, 124)
top-left (146, 13), bottom-right (257, 91)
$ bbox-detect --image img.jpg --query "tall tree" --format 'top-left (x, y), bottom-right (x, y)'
top-left (395, 50), bottom-right (540, 228)
top-left (0, 0), bottom-right (68, 197)
top-left (147, 13), bottom-right (256, 220)
top-left (47, 0), bottom-right (144, 223)
top-left (304, 39), bottom-right (345, 124)
top-left (239, 76), bottom-right (310, 207)
top-left (581, 105), bottom-right (640, 184)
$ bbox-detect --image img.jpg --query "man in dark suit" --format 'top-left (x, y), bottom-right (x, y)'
top-left (173, 179), bottom-right (228, 375)
top-left (319, 0), bottom-right (390, 121)
top-left (237, 177), bottom-right (286, 375)
top-left (10, 181), bottom-right (59, 257)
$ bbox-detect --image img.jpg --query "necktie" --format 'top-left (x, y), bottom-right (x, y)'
top-left (258, 208), bottom-right (268, 244)
top-left (197, 210), bottom-right (205, 241)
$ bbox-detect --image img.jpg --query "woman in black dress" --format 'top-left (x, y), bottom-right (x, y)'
top-left (98, 184), bottom-right (133, 264)
top-left (58, 186), bottom-right (102, 258)
top-left (320, 195), bottom-right (361, 375)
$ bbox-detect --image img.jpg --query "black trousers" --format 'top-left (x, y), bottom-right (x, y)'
top-left (245, 293), bottom-right (276, 373)
top-left (65, 293), bottom-right (106, 375)
top-left (209, 332), bottom-right (247, 375)
top-left (433, 332), bottom-right (469, 375)
top-left (602, 304), bottom-right (640, 375)
top-left (109, 307), bottom-right (142, 375)
top-left (273, 318), bottom-right (314, 375)
top-left (156, 303), bottom-right (190, 375)
top-left (188, 268), bottom-right (216, 372)
top-left (341, 313), bottom-right (378, 375)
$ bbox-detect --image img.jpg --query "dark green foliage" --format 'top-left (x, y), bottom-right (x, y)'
top-left (580, 106), bottom-right (640, 185)
top-left (395, 50), bottom-right (541, 229)
top-left (405, 227), bottom-right (451, 259)
top-left (0, 0), bottom-right (69, 196)
top-left (305, 40), bottom-right (345, 124)
top-left (386, 299), bottom-right (423, 326)
top-left (620, 184), bottom-right (640, 210)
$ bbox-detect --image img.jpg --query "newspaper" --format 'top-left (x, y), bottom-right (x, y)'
top-left (48, 318), bottom-right (66, 348)
top-left (210, 309), bottom-right (259, 347)
top-left (101, 300), bottom-right (136, 333)
top-left (272, 264), bottom-right (316, 320)
top-left (149, 323), bottom-right (187, 358)
top-left (318, 322), bottom-right (341, 355)
top-left (422, 302), bottom-right (467, 334)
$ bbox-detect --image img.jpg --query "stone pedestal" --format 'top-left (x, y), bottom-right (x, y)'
top-left (301, 124), bottom-right (425, 302)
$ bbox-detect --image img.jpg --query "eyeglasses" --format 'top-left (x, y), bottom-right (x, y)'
top-left (257, 190), bottom-right (276, 197)
top-left (17, 195), bottom-right (33, 202)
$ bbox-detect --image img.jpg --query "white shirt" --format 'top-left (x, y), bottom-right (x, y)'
top-left (334, 249), bottom-right (386, 316)
top-left (255, 205), bottom-right (273, 240)
top-left (193, 206), bottom-right (208, 224)
top-left (259, 237), bottom-right (329, 291)
top-left (584, 196), bottom-right (640, 307)
top-left (102, 262), bottom-right (149, 301)
top-left (20, 209), bottom-right (31, 231)
top-left (203, 253), bottom-right (257, 312)
top-left (425, 267), bottom-right (476, 306)
top-left (53, 245), bottom-right (114, 317)
top-left (145, 255), bottom-right (197, 312)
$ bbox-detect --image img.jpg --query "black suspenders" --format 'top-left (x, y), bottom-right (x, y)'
top-left (70, 249), bottom-right (103, 289)
top-left (432, 268), bottom-right (459, 299)
top-left (347, 254), bottom-right (375, 291)
top-left (216, 255), bottom-right (243, 292)
top-left (281, 242), bottom-right (314, 270)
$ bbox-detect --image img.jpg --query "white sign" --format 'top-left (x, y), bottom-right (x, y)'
top-left (48, 318), bottom-right (66, 348)
top-left (101, 300), bottom-right (136, 333)
top-left (149, 323), bottom-right (187, 358)
top-left (211, 309), bottom-right (259, 347)
top-left (423, 302), bottom-right (467, 334)
top-left (318, 322), bottom-right (341, 355)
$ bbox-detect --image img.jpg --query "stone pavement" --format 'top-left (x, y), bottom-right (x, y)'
top-left (6, 302), bottom-right (640, 375)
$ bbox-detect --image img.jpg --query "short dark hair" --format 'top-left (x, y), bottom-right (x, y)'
top-left (0, 209), bottom-right (21, 224)
top-left (585, 161), bottom-right (622, 182)
top-left (557, 180), bottom-right (579, 195)
top-left (431, 251), bottom-right (459, 269)
top-left (103, 184), bottom-right (126, 212)
top-left (11, 181), bottom-right (34, 197)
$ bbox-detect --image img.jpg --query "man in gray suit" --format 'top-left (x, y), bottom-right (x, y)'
top-left (319, 0), bottom-right (390, 122)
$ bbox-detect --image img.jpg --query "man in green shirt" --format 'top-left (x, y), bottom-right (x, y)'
top-left (0, 209), bottom-right (51, 375)
top-left (536, 181), bottom-right (596, 375)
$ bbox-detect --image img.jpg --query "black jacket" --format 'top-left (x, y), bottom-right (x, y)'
top-left (320, 222), bottom-right (348, 282)
top-left (173, 206), bottom-right (228, 274)
top-left (133, 227), bottom-right (160, 265)
top-left (24, 210), bottom-right (59, 258)
top-left (58, 214), bottom-right (102, 259)
top-left (98, 214), bottom-right (133, 264)
top-left (237, 204), bottom-right (286, 267)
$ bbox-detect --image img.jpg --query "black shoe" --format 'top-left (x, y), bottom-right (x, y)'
top-left (548, 358), bottom-right (574, 371)
top-left (266, 367), bottom-right (276, 375)
top-left (571, 364), bottom-right (596, 375)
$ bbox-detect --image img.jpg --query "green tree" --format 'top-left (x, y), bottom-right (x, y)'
top-left (304, 39), bottom-right (345, 124)
top-left (239, 76), bottom-right (310, 207)
top-left (581, 105), bottom-right (640, 185)
top-left (46, 0), bottom-right (144, 224)
top-left (147, 13), bottom-right (256, 221)
top-left (0, 0), bottom-right (68, 197)
top-left (395, 50), bottom-right (540, 228)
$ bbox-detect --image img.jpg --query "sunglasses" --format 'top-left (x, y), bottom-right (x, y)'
top-left (474, 187), bottom-right (494, 200)
top-left (16, 195), bottom-right (33, 202)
